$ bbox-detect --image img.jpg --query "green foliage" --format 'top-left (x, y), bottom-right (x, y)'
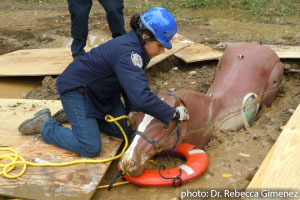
top-left (27, 0), bottom-right (300, 17)
top-left (161, 0), bottom-right (222, 9)
top-left (137, 0), bottom-right (300, 17)
top-left (227, 0), bottom-right (298, 16)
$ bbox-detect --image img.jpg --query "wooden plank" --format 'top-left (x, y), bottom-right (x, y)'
top-left (147, 42), bottom-right (188, 68)
top-left (216, 42), bottom-right (300, 59)
top-left (0, 99), bottom-right (122, 200)
top-left (265, 45), bottom-right (300, 59)
top-left (172, 34), bottom-right (223, 63)
top-left (247, 104), bottom-right (300, 190)
top-left (0, 48), bottom-right (73, 77)
top-left (0, 43), bottom-right (188, 77)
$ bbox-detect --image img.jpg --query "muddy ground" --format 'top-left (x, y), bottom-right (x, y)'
top-left (1, 0), bottom-right (300, 200)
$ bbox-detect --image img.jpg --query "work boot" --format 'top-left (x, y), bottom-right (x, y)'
top-left (18, 108), bottom-right (51, 135)
top-left (52, 109), bottom-right (69, 123)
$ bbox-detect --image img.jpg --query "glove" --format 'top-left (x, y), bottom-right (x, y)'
top-left (174, 106), bottom-right (189, 121)
top-left (127, 111), bottom-right (137, 130)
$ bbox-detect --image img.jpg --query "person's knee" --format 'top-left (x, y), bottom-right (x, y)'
top-left (71, 9), bottom-right (90, 22)
top-left (105, 5), bottom-right (122, 17)
top-left (79, 142), bottom-right (102, 157)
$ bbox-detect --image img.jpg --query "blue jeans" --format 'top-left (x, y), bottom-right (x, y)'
top-left (41, 89), bottom-right (131, 157)
top-left (68, 0), bottom-right (126, 58)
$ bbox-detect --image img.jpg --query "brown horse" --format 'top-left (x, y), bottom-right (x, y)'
top-left (120, 43), bottom-right (283, 177)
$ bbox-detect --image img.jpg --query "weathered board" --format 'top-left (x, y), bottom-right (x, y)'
top-left (216, 42), bottom-right (300, 59)
top-left (0, 48), bottom-right (73, 76)
top-left (0, 99), bottom-right (122, 200)
top-left (173, 34), bottom-right (223, 63)
top-left (265, 45), bottom-right (300, 59)
top-left (247, 104), bottom-right (300, 190)
top-left (147, 43), bottom-right (188, 68)
top-left (0, 43), bottom-right (187, 77)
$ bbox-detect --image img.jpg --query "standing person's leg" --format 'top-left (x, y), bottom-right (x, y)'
top-left (42, 89), bottom-right (102, 157)
top-left (97, 99), bottom-right (132, 138)
top-left (67, 0), bottom-right (92, 59)
top-left (98, 0), bottom-right (126, 38)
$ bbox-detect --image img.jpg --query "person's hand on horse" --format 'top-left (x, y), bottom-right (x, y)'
top-left (174, 106), bottom-right (189, 121)
top-left (127, 111), bottom-right (137, 129)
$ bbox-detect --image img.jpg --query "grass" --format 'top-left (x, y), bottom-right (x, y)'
top-left (226, 0), bottom-right (299, 16)
top-left (125, 0), bottom-right (300, 17)
top-left (26, 0), bottom-right (300, 17)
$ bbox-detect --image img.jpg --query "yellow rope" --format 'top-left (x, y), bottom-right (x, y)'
top-left (0, 115), bottom-right (129, 180)
top-left (97, 181), bottom-right (130, 189)
top-left (148, 159), bottom-right (158, 165)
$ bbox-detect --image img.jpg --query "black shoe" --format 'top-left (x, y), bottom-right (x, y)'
top-left (52, 109), bottom-right (68, 123)
top-left (18, 108), bottom-right (51, 135)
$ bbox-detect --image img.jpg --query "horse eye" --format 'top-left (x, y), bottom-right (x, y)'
top-left (163, 124), bottom-right (169, 129)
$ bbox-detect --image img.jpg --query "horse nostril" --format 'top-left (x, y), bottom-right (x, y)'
top-left (129, 160), bottom-right (135, 168)
top-left (121, 159), bottom-right (136, 172)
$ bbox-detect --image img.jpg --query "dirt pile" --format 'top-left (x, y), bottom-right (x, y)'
top-left (24, 76), bottom-right (59, 100)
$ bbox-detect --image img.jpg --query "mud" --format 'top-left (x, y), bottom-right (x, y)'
top-left (0, 77), bottom-right (43, 98)
top-left (24, 76), bottom-right (59, 100)
top-left (0, 0), bottom-right (300, 200)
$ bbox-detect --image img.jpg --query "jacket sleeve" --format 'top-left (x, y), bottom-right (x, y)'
top-left (121, 89), bottom-right (132, 114)
top-left (114, 52), bottom-right (175, 124)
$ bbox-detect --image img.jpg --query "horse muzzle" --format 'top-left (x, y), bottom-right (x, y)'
top-left (119, 158), bottom-right (145, 177)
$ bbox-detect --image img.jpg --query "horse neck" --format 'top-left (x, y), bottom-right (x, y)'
top-left (174, 90), bottom-right (222, 147)
top-left (175, 90), bottom-right (218, 132)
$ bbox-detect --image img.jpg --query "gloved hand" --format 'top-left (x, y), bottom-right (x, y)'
top-left (174, 106), bottom-right (189, 121)
top-left (127, 111), bottom-right (137, 130)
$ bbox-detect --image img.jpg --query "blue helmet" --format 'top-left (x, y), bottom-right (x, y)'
top-left (140, 7), bottom-right (177, 49)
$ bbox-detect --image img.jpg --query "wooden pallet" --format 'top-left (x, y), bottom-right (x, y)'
top-left (0, 99), bottom-right (122, 200)
top-left (247, 104), bottom-right (300, 190)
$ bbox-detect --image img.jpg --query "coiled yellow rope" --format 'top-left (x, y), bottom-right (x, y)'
top-left (0, 115), bottom-right (130, 180)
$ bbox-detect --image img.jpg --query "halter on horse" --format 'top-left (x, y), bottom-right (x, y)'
top-left (120, 95), bottom-right (188, 177)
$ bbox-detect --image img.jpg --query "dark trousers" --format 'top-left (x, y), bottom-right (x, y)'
top-left (67, 0), bottom-right (126, 58)
top-left (42, 89), bottom-right (131, 157)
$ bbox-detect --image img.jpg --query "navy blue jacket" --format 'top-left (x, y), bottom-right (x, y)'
top-left (57, 31), bottom-right (175, 124)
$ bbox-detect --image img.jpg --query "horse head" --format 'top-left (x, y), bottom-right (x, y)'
top-left (119, 94), bottom-right (189, 177)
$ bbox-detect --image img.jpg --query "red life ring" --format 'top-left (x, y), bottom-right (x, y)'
top-left (119, 143), bottom-right (209, 187)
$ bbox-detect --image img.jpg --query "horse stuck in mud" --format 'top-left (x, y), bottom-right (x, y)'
top-left (119, 42), bottom-right (283, 179)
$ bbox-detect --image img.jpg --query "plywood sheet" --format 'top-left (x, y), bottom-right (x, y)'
top-left (0, 43), bottom-right (188, 77)
top-left (216, 42), bottom-right (300, 59)
top-left (0, 99), bottom-right (122, 200)
top-left (247, 104), bottom-right (300, 190)
top-left (265, 45), bottom-right (300, 59)
top-left (0, 48), bottom-right (73, 76)
top-left (172, 34), bottom-right (223, 63)
top-left (147, 43), bottom-right (188, 68)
